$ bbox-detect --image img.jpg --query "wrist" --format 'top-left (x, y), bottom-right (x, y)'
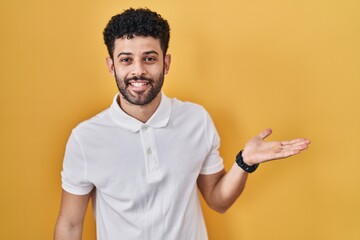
top-left (241, 151), bottom-right (255, 166)
top-left (235, 150), bottom-right (259, 173)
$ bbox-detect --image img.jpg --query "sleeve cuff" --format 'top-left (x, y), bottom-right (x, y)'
top-left (62, 182), bottom-right (94, 195)
top-left (199, 158), bottom-right (224, 175)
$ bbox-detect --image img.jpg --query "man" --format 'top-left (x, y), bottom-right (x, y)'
top-left (54, 8), bottom-right (310, 240)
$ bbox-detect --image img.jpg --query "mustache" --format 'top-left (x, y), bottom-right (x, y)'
top-left (125, 76), bottom-right (153, 84)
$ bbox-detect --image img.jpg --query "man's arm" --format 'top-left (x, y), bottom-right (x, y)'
top-left (197, 165), bottom-right (248, 213)
top-left (197, 128), bottom-right (310, 213)
top-left (54, 190), bottom-right (91, 240)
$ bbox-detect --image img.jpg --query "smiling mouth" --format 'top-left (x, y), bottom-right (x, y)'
top-left (126, 80), bottom-right (151, 92)
top-left (129, 81), bottom-right (149, 87)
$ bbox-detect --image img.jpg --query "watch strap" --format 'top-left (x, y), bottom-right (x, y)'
top-left (235, 150), bottom-right (259, 173)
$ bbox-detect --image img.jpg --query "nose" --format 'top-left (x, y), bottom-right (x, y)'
top-left (131, 60), bottom-right (147, 77)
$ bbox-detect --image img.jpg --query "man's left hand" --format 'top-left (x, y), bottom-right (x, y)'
top-left (242, 128), bottom-right (310, 166)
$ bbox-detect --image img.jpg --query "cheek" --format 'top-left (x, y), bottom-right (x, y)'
top-left (114, 68), bottom-right (128, 79)
top-left (149, 63), bottom-right (165, 74)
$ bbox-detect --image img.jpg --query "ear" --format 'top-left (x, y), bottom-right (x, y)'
top-left (106, 57), bottom-right (115, 76)
top-left (164, 54), bottom-right (171, 74)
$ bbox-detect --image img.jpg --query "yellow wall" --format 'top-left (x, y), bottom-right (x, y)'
top-left (1, 0), bottom-right (359, 239)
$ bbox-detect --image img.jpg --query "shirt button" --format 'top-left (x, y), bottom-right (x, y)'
top-left (142, 125), bottom-right (148, 131)
top-left (147, 148), bottom-right (152, 154)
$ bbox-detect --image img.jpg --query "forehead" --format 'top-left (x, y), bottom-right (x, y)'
top-left (113, 36), bottom-right (162, 56)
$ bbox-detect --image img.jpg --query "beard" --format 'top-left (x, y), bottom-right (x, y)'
top-left (114, 70), bottom-right (164, 106)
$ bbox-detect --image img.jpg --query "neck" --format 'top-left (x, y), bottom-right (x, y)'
top-left (117, 93), bottom-right (162, 123)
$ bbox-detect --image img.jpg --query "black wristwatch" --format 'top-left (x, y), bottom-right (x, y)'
top-left (235, 150), bottom-right (259, 173)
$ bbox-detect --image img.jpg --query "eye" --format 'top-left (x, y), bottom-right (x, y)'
top-left (120, 58), bottom-right (132, 63)
top-left (144, 57), bottom-right (156, 62)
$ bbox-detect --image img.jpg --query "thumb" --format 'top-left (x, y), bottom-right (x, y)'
top-left (258, 128), bottom-right (272, 140)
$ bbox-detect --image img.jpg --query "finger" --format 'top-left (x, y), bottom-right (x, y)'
top-left (281, 140), bottom-right (310, 149)
top-left (272, 149), bottom-right (302, 159)
top-left (282, 140), bottom-right (310, 149)
top-left (281, 144), bottom-right (309, 153)
top-left (258, 128), bottom-right (272, 140)
top-left (281, 138), bottom-right (310, 146)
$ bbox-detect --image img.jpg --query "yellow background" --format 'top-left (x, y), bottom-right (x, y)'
top-left (1, 0), bottom-right (359, 239)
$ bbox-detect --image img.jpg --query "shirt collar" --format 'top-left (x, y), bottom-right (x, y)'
top-left (110, 92), bottom-right (171, 132)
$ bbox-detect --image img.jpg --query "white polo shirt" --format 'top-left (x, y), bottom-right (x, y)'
top-left (61, 93), bottom-right (224, 240)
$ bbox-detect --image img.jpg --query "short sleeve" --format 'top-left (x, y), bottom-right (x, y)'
top-left (199, 110), bottom-right (224, 175)
top-left (61, 131), bottom-right (94, 195)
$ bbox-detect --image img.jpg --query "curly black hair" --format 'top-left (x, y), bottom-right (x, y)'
top-left (103, 8), bottom-right (170, 59)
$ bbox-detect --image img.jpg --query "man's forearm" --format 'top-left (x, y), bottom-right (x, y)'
top-left (54, 219), bottom-right (83, 240)
top-left (207, 163), bottom-right (249, 213)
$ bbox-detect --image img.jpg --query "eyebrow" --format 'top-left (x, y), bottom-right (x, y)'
top-left (143, 50), bottom-right (159, 56)
top-left (116, 50), bottom-right (159, 58)
top-left (117, 52), bottom-right (132, 58)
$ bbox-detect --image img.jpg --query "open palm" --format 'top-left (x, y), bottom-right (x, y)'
top-left (242, 128), bottom-right (310, 166)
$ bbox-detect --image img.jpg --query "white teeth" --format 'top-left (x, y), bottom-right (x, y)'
top-left (131, 82), bottom-right (147, 87)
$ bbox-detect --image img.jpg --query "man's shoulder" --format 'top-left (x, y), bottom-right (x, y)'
top-left (169, 97), bottom-right (210, 121)
top-left (170, 97), bottom-right (207, 113)
top-left (72, 106), bottom-right (113, 134)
